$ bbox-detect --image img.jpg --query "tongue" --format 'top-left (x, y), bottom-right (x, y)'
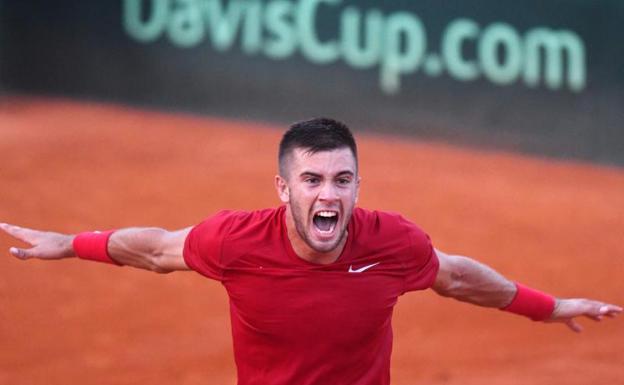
top-left (314, 216), bottom-right (335, 232)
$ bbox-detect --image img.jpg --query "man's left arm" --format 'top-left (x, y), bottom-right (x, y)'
top-left (431, 249), bottom-right (622, 332)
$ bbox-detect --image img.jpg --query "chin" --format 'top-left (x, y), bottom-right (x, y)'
top-left (308, 233), bottom-right (345, 254)
top-left (309, 242), bottom-right (339, 254)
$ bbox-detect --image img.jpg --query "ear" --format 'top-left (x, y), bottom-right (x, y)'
top-left (275, 175), bottom-right (290, 203)
top-left (355, 176), bottom-right (361, 203)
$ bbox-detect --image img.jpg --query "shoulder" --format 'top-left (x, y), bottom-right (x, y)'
top-left (351, 207), bottom-right (431, 255)
top-left (192, 206), bottom-right (283, 240)
top-left (352, 207), bottom-right (426, 237)
top-left (183, 207), bottom-right (284, 277)
top-left (351, 208), bottom-right (438, 291)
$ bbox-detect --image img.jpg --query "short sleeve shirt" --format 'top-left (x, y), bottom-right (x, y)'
top-left (184, 206), bottom-right (439, 385)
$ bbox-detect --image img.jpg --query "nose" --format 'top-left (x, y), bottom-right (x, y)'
top-left (318, 181), bottom-right (339, 201)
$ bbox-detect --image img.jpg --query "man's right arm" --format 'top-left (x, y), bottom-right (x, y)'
top-left (0, 223), bottom-right (192, 273)
top-left (107, 227), bottom-right (191, 273)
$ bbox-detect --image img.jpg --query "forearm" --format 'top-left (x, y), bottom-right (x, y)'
top-left (430, 250), bottom-right (622, 330)
top-left (74, 226), bottom-right (190, 273)
top-left (432, 252), bottom-right (517, 308)
top-left (106, 227), bottom-right (174, 273)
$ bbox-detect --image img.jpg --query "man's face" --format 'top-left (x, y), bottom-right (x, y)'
top-left (276, 147), bottom-right (360, 256)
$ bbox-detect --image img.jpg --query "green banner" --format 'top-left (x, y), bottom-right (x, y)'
top-left (1, 0), bottom-right (623, 165)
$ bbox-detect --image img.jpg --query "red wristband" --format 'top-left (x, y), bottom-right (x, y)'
top-left (501, 283), bottom-right (556, 321)
top-left (73, 230), bottom-right (121, 265)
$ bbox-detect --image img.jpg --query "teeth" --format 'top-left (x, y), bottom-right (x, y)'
top-left (317, 211), bottom-right (337, 217)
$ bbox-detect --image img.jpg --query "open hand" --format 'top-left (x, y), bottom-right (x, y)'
top-left (549, 298), bottom-right (622, 332)
top-left (0, 223), bottom-right (75, 260)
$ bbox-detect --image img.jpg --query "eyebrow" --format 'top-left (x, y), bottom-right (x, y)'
top-left (335, 171), bottom-right (355, 178)
top-left (299, 171), bottom-right (355, 178)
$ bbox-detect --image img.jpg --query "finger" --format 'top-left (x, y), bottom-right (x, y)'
top-left (0, 223), bottom-right (36, 244)
top-left (586, 314), bottom-right (603, 322)
top-left (583, 304), bottom-right (622, 321)
top-left (580, 301), bottom-right (617, 318)
top-left (0, 222), bottom-right (13, 235)
top-left (605, 307), bottom-right (622, 316)
top-left (566, 319), bottom-right (583, 333)
top-left (9, 247), bottom-right (34, 260)
top-left (600, 305), bottom-right (623, 314)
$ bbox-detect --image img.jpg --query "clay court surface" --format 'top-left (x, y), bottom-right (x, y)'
top-left (0, 97), bottom-right (622, 384)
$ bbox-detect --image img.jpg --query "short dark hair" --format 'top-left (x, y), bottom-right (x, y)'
top-left (278, 117), bottom-right (358, 177)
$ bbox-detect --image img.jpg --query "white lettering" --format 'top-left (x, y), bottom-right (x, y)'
top-left (263, 0), bottom-right (297, 59)
top-left (524, 28), bottom-right (586, 91)
top-left (242, 0), bottom-right (262, 54)
top-left (123, 0), bottom-right (169, 43)
top-left (442, 18), bottom-right (480, 81)
top-left (122, 0), bottom-right (588, 94)
top-left (297, 0), bottom-right (340, 64)
top-left (201, 0), bottom-right (245, 51)
top-left (380, 12), bottom-right (426, 94)
top-left (341, 7), bottom-right (383, 69)
top-left (479, 23), bottom-right (523, 85)
top-left (168, 0), bottom-right (204, 48)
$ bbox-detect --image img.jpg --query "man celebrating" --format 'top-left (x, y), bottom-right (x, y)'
top-left (1, 118), bottom-right (621, 385)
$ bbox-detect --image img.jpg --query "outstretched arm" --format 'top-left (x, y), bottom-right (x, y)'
top-left (431, 249), bottom-right (622, 332)
top-left (0, 223), bottom-right (191, 273)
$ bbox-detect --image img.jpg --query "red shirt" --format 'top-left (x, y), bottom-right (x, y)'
top-left (183, 206), bottom-right (439, 385)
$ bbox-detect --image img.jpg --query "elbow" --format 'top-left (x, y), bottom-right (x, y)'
top-left (109, 227), bottom-right (180, 273)
top-left (148, 245), bottom-right (175, 274)
top-left (436, 280), bottom-right (464, 298)
top-left (432, 254), bottom-right (468, 297)
top-left (138, 228), bottom-right (175, 274)
top-left (144, 252), bottom-right (172, 274)
top-left (148, 253), bottom-right (174, 274)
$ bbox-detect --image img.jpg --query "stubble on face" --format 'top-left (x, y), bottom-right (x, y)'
top-left (279, 147), bottom-right (359, 264)
top-left (288, 194), bottom-right (348, 255)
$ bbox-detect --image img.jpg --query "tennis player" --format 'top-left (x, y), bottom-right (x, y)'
top-left (1, 118), bottom-right (621, 385)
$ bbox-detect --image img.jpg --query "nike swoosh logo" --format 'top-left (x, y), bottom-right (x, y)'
top-left (348, 262), bottom-right (380, 273)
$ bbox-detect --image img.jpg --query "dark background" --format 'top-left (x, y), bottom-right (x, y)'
top-left (1, 0), bottom-right (622, 165)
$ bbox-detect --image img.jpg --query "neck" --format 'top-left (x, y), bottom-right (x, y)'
top-left (284, 206), bottom-right (346, 265)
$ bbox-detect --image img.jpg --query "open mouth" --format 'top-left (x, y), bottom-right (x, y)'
top-left (312, 211), bottom-right (339, 234)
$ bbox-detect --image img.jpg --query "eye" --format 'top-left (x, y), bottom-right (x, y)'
top-left (336, 178), bottom-right (351, 185)
top-left (305, 177), bottom-right (320, 184)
